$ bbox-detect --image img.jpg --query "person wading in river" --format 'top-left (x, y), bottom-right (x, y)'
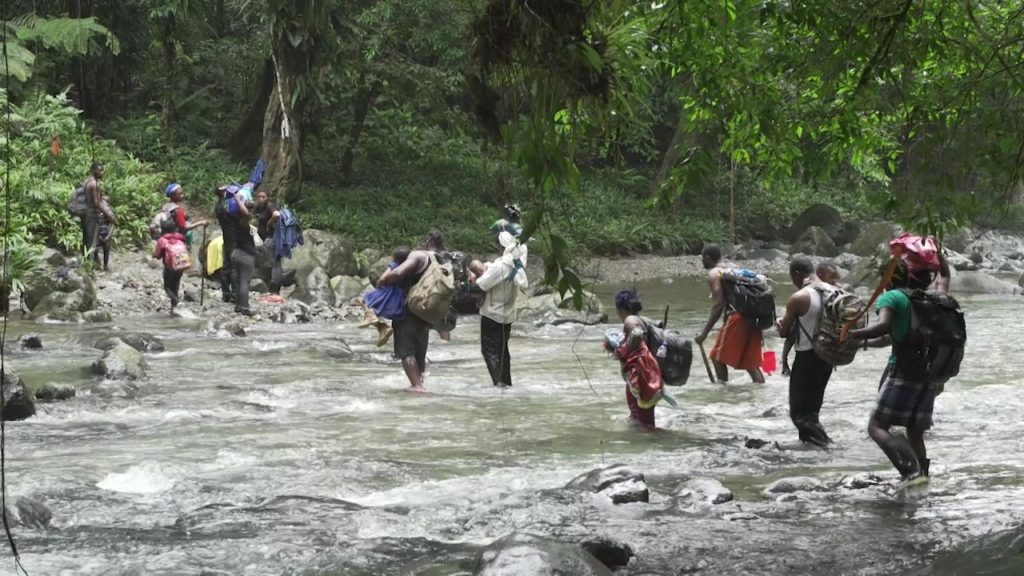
top-left (694, 244), bottom-right (766, 384)
top-left (468, 223), bottom-right (528, 388)
top-left (377, 230), bottom-right (447, 391)
top-left (776, 256), bottom-right (834, 447)
top-left (847, 257), bottom-right (938, 489)
top-left (605, 289), bottom-right (666, 429)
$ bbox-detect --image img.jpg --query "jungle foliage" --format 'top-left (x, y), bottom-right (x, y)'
top-left (3, 0), bottom-right (1024, 272)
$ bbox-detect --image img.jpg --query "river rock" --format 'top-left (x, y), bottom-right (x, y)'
top-left (316, 338), bottom-right (354, 360)
top-left (250, 278), bottom-right (269, 294)
top-left (913, 524), bottom-right (1024, 576)
top-left (849, 221), bottom-right (901, 257)
top-left (474, 533), bottom-right (613, 576)
top-left (792, 226), bottom-right (839, 257)
top-left (1, 366), bottom-right (36, 421)
top-left (519, 290), bottom-right (607, 326)
top-left (83, 309), bottom-right (113, 323)
top-left (41, 248), bottom-right (67, 268)
top-left (4, 495), bottom-right (51, 529)
top-left (949, 269), bottom-right (1023, 295)
top-left (677, 478), bottom-right (734, 506)
top-left (733, 246), bottom-right (789, 261)
top-left (832, 252), bottom-right (861, 270)
top-left (579, 537), bottom-right (634, 570)
top-left (786, 204), bottom-right (844, 243)
top-left (944, 227), bottom-right (975, 253)
top-left (24, 260), bottom-right (97, 319)
top-left (91, 340), bottom-right (146, 381)
top-left (946, 251), bottom-right (979, 272)
top-left (331, 275), bottom-right (368, 304)
top-left (291, 266), bottom-right (335, 307)
top-left (259, 229), bottom-right (358, 282)
top-left (763, 476), bottom-right (827, 495)
top-left (966, 230), bottom-right (1024, 261)
top-left (840, 472), bottom-right (887, 490)
top-left (207, 316), bottom-right (247, 337)
top-left (17, 334), bottom-right (42, 350)
top-left (272, 301), bottom-right (311, 324)
top-left (97, 332), bottom-right (165, 353)
top-left (566, 464), bottom-right (649, 504)
top-left (34, 383), bottom-right (76, 402)
top-left (367, 256), bottom-right (391, 287)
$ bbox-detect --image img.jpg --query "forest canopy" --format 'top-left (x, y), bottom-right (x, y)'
top-left (3, 0), bottom-right (1024, 270)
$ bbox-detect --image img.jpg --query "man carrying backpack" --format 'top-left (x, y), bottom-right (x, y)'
top-left (846, 245), bottom-right (958, 489)
top-left (695, 245), bottom-right (766, 384)
top-left (214, 185), bottom-right (237, 302)
top-left (377, 230), bottom-right (449, 391)
top-left (776, 256), bottom-right (835, 447)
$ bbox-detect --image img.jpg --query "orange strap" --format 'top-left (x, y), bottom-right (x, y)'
top-left (839, 245), bottom-right (903, 342)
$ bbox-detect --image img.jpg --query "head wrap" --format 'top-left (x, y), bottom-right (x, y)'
top-left (165, 183), bottom-right (182, 198)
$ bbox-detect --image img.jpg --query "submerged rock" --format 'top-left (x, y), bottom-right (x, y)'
top-left (1, 367), bottom-right (36, 421)
top-left (678, 478), bottom-right (734, 506)
top-left (34, 383), bottom-right (76, 402)
top-left (17, 334), bottom-right (42, 350)
top-left (4, 495), bottom-right (51, 529)
top-left (840, 472), bottom-right (888, 490)
top-left (99, 332), bottom-right (165, 353)
top-left (579, 537), bottom-right (634, 570)
top-left (474, 533), bottom-right (613, 576)
top-left (763, 476), bottom-right (827, 495)
top-left (566, 464), bottom-right (649, 504)
top-left (82, 309), bottom-right (113, 323)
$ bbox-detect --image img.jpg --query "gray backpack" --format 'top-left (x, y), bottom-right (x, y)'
top-left (798, 286), bottom-right (867, 367)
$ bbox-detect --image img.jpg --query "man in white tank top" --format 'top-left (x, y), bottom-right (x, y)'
top-left (776, 256), bottom-right (835, 447)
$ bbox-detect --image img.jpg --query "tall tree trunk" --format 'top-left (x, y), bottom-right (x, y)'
top-left (339, 70), bottom-right (380, 181)
top-left (162, 16), bottom-right (177, 158)
top-left (229, 59), bottom-right (274, 160)
top-left (216, 0), bottom-right (229, 37)
top-left (261, 49), bottom-right (304, 203)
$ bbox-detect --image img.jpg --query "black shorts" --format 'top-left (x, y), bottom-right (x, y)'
top-left (393, 313), bottom-right (430, 371)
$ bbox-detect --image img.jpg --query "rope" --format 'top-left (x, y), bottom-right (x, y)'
top-left (2, 0), bottom-right (31, 570)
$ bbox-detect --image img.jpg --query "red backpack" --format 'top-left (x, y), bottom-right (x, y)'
top-left (163, 239), bottom-right (192, 272)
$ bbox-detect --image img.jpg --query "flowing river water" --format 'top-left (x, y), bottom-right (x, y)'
top-left (3, 277), bottom-right (1023, 575)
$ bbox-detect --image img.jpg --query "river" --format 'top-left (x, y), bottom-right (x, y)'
top-left (3, 276), bottom-right (1022, 575)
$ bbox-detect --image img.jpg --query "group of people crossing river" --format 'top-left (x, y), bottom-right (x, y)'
top-left (74, 162), bottom-right (964, 494)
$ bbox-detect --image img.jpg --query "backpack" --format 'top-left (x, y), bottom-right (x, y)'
top-left (722, 268), bottom-right (776, 330)
top-left (798, 285), bottom-right (867, 367)
top-left (67, 184), bottom-right (88, 218)
top-left (406, 253), bottom-right (456, 324)
top-left (149, 203), bottom-right (178, 239)
top-left (164, 238), bottom-right (192, 272)
top-left (639, 317), bottom-right (693, 386)
top-left (894, 289), bottom-right (966, 385)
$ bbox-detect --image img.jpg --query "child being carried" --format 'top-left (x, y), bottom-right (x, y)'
top-left (360, 247), bottom-right (411, 346)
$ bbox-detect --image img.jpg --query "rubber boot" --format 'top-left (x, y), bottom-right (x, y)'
top-left (879, 434), bottom-right (921, 478)
top-left (920, 458), bottom-right (930, 477)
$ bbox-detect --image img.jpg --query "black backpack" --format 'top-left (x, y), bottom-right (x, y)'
top-left (639, 317), bottom-right (693, 386)
top-left (722, 269), bottom-right (776, 330)
top-left (894, 289), bottom-right (966, 385)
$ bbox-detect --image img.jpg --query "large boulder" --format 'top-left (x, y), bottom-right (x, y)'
top-left (367, 256), bottom-right (391, 287)
top-left (258, 229), bottom-right (358, 284)
top-left (1, 366), bottom-right (36, 421)
top-left (944, 227), bottom-right (975, 254)
top-left (786, 204), bottom-right (843, 243)
top-left (791, 226), bottom-right (839, 257)
top-left (966, 230), bottom-right (1024, 261)
top-left (291, 266), bottom-right (335, 306)
top-left (565, 464), bottom-right (649, 504)
top-left (519, 290), bottom-right (607, 326)
top-left (849, 222), bottom-right (902, 257)
top-left (331, 275), bottom-right (368, 305)
top-left (91, 340), bottom-right (146, 381)
top-left (474, 533), bottom-right (613, 576)
top-left (23, 260), bottom-right (97, 319)
top-left (949, 269), bottom-right (1023, 295)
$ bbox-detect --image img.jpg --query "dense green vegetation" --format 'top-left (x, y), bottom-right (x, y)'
top-left (4, 1), bottom-right (1024, 278)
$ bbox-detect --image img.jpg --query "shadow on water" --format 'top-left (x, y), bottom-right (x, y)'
top-left (2, 275), bottom-right (1023, 574)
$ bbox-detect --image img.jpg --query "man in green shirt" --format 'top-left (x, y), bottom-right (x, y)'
top-left (848, 258), bottom-right (936, 489)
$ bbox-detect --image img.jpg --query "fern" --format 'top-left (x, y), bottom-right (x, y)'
top-left (0, 16), bottom-right (120, 82)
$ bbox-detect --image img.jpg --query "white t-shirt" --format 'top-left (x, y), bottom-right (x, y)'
top-left (794, 283), bottom-right (831, 352)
